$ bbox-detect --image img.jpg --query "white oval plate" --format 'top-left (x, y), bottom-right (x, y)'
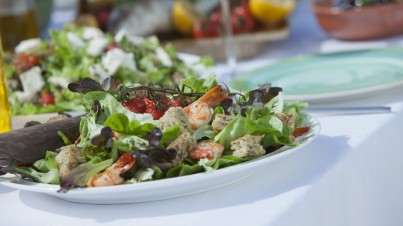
top-left (0, 116), bottom-right (320, 204)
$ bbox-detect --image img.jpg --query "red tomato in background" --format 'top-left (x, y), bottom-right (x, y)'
top-left (193, 19), bottom-right (220, 38)
top-left (40, 91), bottom-right (55, 106)
top-left (231, 2), bottom-right (255, 34)
top-left (122, 98), bottom-right (146, 114)
top-left (192, 0), bottom-right (255, 38)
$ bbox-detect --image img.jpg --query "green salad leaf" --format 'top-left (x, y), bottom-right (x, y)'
top-left (16, 151), bottom-right (60, 184)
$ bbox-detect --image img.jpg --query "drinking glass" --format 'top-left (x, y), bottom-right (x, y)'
top-left (0, 0), bottom-right (40, 51)
top-left (0, 37), bottom-right (11, 133)
top-left (219, 0), bottom-right (237, 82)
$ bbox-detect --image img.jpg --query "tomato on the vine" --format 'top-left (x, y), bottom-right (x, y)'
top-left (151, 110), bottom-right (165, 120)
top-left (143, 98), bottom-right (156, 114)
top-left (169, 97), bottom-right (185, 108)
top-left (122, 98), bottom-right (146, 114)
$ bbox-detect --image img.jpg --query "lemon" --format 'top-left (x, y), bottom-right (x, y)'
top-left (249, 0), bottom-right (296, 24)
top-left (171, 0), bottom-right (201, 36)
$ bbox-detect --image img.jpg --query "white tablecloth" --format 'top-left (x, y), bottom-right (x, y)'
top-left (2, 0), bottom-right (403, 225)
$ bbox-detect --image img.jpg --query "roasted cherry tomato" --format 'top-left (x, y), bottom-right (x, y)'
top-left (169, 97), bottom-right (186, 108)
top-left (122, 98), bottom-right (146, 114)
top-left (151, 109), bottom-right (165, 120)
top-left (143, 97), bottom-right (156, 114)
top-left (40, 91), bottom-right (55, 106)
top-left (13, 53), bottom-right (39, 72)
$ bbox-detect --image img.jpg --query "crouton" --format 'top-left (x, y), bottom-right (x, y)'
top-left (156, 107), bottom-right (191, 133)
top-left (55, 145), bottom-right (85, 179)
top-left (230, 135), bottom-right (265, 158)
top-left (275, 113), bottom-right (296, 130)
top-left (211, 114), bottom-right (235, 133)
top-left (166, 131), bottom-right (197, 166)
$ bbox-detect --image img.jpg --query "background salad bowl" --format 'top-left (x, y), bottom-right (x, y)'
top-left (311, 0), bottom-right (403, 40)
top-left (0, 115), bottom-right (319, 204)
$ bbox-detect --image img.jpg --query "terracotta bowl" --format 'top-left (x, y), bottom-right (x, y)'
top-left (311, 0), bottom-right (403, 41)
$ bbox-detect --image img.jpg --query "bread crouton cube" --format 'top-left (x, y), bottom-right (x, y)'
top-left (156, 107), bottom-right (191, 133)
top-left (230, 135), bottom-right (265, 158)
top-left (55, 145), bottom-right (85, 179)
top-left (211, 114), bottom-right (235, 133)
top-left (275, 113), bottom-right (296, 130)
top-left (167, 131), bottom-right (197, 166)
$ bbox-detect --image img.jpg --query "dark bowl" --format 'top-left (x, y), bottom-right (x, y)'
top-left (311, 0), bottom-right (403, 41)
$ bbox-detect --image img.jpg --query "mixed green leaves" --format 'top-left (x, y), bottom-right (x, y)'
top-left (6, 24), bottom-right (214, 115)
top-left (16, 151), bottom-right (60, 184)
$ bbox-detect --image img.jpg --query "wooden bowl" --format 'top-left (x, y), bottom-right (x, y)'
top-left (311, 0), bottom-right (403, 41)
top-left (165, 22), bottom-right (290, 60)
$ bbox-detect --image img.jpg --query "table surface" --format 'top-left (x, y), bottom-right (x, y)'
top-left (2, 0), bottom-right (403, 225)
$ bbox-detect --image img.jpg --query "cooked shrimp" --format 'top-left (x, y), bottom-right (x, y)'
top-left (189, 142), bottom-right (224, 160)
top-left (183, 85), bottom-right (228, 130)
top-left (86, 153), bottom-right (135, 187)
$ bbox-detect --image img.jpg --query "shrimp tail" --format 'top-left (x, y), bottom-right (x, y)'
top-left (184, 86), bottom-right (228, 113)
top-left (114, 153), bottom-right (136, 173)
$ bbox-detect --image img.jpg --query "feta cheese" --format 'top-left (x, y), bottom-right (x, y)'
top-left (14, 91), bottom-right (35, 103)
top-left (155, 47), bottom-right (172, 67)
top-left (15, 38), bottom-right (41, 53)
top-left (67, 32), bottom-right (85, 49)
top-left (88, 63), bottom-right (109, 81)
top-left (102, 48), bottom-right (136, 75)
top-left (114, 29), bottom-right (144, 45)
top-left (48, 76), bottom-right (70, 88)
top-left (82, 27), bottom-right (104, 40)
top-left (15, 66), bottom-right (45, 103)
top-left (134, 168), bottom-right (154, 181)
top-left (87, 37), bottom-right (109, 57)
top-left (19, 66), bottom-right (44, 95)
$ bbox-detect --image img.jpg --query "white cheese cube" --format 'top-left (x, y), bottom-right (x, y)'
top-left (102, 48), bottom-right (136, 75)
top-left (82, 27), bottom-right (104, 40)
top-left (48, 76), bottom-right (70, 89)
top-left (87, 37), bottom-right (109, 57)
top-left (15, 38), bottom-right (41, 53)
top-left (156, 47), bottom-right (172, 67)
top-left (88, 63), bottom-right (109, 81)
top-left (19, 66), bottom-right (44, 94)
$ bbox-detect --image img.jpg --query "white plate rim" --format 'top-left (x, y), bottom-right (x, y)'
top-left (0, 115), bottom-right (320, 203)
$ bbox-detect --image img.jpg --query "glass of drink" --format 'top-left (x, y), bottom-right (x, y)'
top-left (219, 0), bottom-right (237, 83)
top-left (0, 36), bottom-right (11, 133)
top-left (0, 0), bottom-right (40, 51)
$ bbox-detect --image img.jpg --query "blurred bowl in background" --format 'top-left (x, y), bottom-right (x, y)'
top-left (311, 0), bottom-right (403, 41)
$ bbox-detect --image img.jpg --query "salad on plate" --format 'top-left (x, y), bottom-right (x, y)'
top-left (4, 24), bottom-right (213, 115)
top-left (5, 77), bottom-right (311, 192)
